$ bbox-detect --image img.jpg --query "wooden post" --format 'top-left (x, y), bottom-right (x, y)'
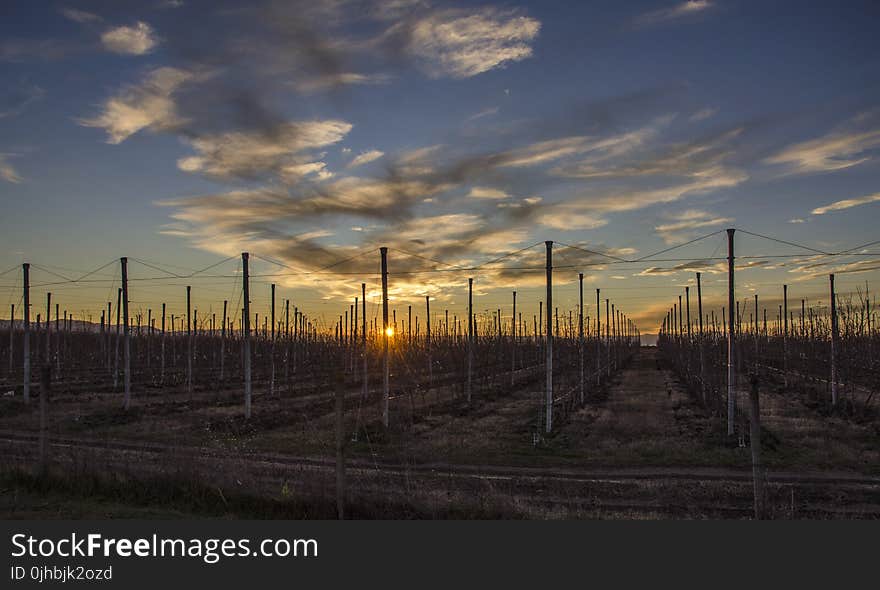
top-left (52, 304), bottom-right (58, 375)
top-left (673, 303), bottom-right (678, 342)
top-left (102, 302), bottom-right (108, 371)
top-left (467, 277), bottom-right (473, 404)
top-left (45, 293), bottom-right (51, 366)
top-left (146, 308), bottom-right (152, 369)
top-left (685, 287), bottom-right (691, 341)
top-left (121, 257), bottom-right (131, 410)
top-left (596, 288), bottom-right (601, 385)
top-left (293, 307), bottom-right (300, 393)
top-left (381, 247), bottom-right (390, 427)
top-left (284, 299), bottom-right (290, 392)
top-left (114, 288), bottom-right (121, 389)
top-left (578, 274), bottom-right (584, 404)
top-left (243, 253), bottom-right (252, 419)
top-left (270, 283), bottom-right (276, 397)
top-left (511, 291), bottom-right (517, 387)
top-left (696, 272), bottom-right (705, 403)
top-left (683, 287), bottom-right (691, 381)
top-left (830, 273), bottom-right (838, 406)
top-left (7, 304), bottom-right (13, 375)
top-left (186, 285), bottom-right (192, 399)
top-left (426, 295), bottom-right (432, 389)
top-left (783, 284), bottom-right (788, 388)
top-left (545, 240), bottom-right (553, 433)
top-left (748, 374), bottom-right (766, 519)
top-left (361, 283), bottom-right (367, 413)
top-left (726, 228), bottom-right (736, 437)
top-left (614, 307), bottom-right (622, 364)
top-left (22, 263), bottom-right (30, 403)
top-left (605, 298), bottom-right (611, 377)
top-left (754, 294), bottom-right (759, 373)
top-left (220, 300), bottom-right (226, 382)
top-left (349, 301), bottom-right (354, 361)
top-left (161, 303), bottom-right (166, 383)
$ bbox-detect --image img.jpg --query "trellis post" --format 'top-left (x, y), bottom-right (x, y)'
top-left (726, 229), bottom-right (736, 436)
top-left (545, 241), bottom-right (553, 433)
top-left (121, 257), bottom-right (131, 410)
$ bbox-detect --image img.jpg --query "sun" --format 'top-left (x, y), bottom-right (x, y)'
top-left (385, 326), bottom-right (394, 338)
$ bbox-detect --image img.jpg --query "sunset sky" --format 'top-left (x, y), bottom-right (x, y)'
top-left (2, 0), bottom-right (880, 335)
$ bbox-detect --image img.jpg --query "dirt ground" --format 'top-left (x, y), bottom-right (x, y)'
top-left (1, 347), bottom-right (878, 519)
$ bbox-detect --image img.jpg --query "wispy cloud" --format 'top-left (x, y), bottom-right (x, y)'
top-left (178, 120), bottom-right (352, 179)
top-left (155, 103), bottom-right (750, 304)
top-left (159, 114), bottom-right (748, 275)
top-left (787, 254), bottom-right (880, 281)
top-left (280, 161), bottom-right (334, 183)
top-left (764, 125), bottom-right (880, 175)
top-left (61, 8), bottom-right (102, 24)
top-left (552, 125), bottom-right (741, 179)
top-left (294, 72), bottom-right (392, 94)
top-left (406, 8), bottom-right (540, 78)
top-left (549, 116), bottom-right (677, 177)
top-left (497, 136), bottom-right (593, 167)
top-left (0, 154), bottom-right (23, 183)
top-left (78, 67), bottom-right (194, 143)
top-left (635, 258), bottom-right (770, 278)
top-left (570, 166), bottom-right (748, 214)
top-left (811, 192), bottom-right (880, 215)
top-left (347, 149), bottom-right (385, 168)
top-left (636, 259), bottom-right (722, 276)
top-left (537, 208), bottom-right (608, 231)
top-left (496, 197), bottom-right (539, 209)
top-left (468, 186), bottom-right (510, 199)
top-left (689, 107), bottom-right (717, 122)
top-left (467, 106), bottom-right (499, 121)
top-left (101, 22), bottom-right (159, 55)
top-left (654, 209), bottom-right (733, 244)
top-left (634, 1), bottom-right (714, 28)
top-left (157, 174), bottom-right (455, 269)
top-left (369, 0), bottom-right (430, 21)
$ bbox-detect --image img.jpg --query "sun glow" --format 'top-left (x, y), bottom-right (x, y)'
top-left (385, 327), bottom-right (395, 338)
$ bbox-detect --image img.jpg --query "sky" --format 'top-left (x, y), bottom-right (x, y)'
top-left (1, 0), bottom-right (880, 336)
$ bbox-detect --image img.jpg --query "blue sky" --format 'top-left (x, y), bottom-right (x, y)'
top-left (2, 0), bottom-right (880, 333)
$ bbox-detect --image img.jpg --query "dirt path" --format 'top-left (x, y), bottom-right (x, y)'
top-left (576, 348), bottom-right (880, 476)
top-left (590, 348), bottom-right (685, 433)
top-left (558, 348), bottom-right (710, 465)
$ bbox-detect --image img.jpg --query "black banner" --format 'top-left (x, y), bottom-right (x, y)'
top-left (0, 520), bottom-right (869, 588)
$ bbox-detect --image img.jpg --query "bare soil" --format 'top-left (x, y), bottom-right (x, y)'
top-left (2, 348), bottom-right (878, 519)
